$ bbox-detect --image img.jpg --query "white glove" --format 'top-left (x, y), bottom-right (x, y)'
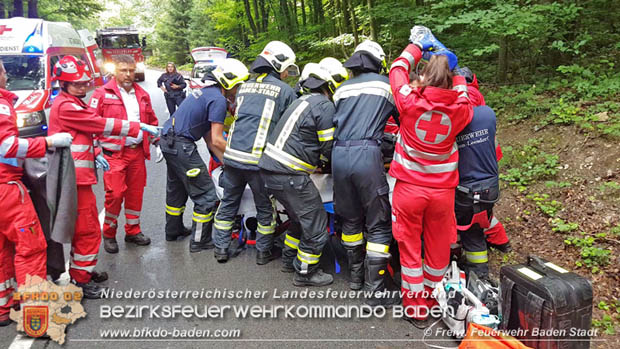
top-left (46, 132), bottom-right (73, 148)
top-left (95, 154), bottom-right (110, 171)
top-left (140, 123), bottom-right (160, 137)
top-left (154, 144), bottom-right (164, 163)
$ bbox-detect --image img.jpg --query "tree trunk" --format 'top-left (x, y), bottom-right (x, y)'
top-left (280, 0), bottom-right (291, 33)
top-left (13, 0), bottom-right (24, 17)
top-left (346, 0), bottom-right (358, 46)
top-left (27, 0), bottom-right (36, 17)
top-left (252, 0), bottom-right (260, 32)
top-left (0, 1), bottom-right (4, 18)
top-left (416, 0), bottom-right (424, 6)
top-left (259, 0), bottom-right (268, 31)
top-left (498, 36), bottom-right (508, 83)
top-left (367, 0), bottom-right (377, 41)
top-left (300, 0), bottom-right (306, 26)
top-left (243, 0), bottom-right (258, 36)
top-left (290, 0), bottom-right (298, 29)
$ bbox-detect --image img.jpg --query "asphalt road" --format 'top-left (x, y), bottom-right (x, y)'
top-left (0, 69), bottom-right (457, 349)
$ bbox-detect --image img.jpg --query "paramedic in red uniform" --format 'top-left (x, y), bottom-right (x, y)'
top-left (389, 26), bottom-right (473, 325)
top-left (89, 55), bottom-right (159, 254)
top-left (48, 55), bottom-right (159, 298)
top-left (0, 60), bottom-right (73, 326)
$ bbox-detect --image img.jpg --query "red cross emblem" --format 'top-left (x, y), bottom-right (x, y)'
top-left (0, 25), bottom-right (12, 35)
top-left (415, 110), bottom-right (451, 144)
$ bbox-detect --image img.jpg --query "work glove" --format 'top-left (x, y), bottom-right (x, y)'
top-left (46, 132), bottom-right (73, 148)
top-left (452, 65), bottom-right (466, 76)
top-left (95, 154), bottom-right (110, 171)
top-left (140, 123), bottom-right (160, 137)
top-left (409, 25), bottom-right (441, 51)
top-left (460, 66), bottom-right (474, 83)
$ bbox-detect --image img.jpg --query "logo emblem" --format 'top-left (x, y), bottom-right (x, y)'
top-left (23, 306), bottom-right (48, 338)
top-left (415, 110), bottom-right (452, 144)
top-left (0, 25), bottom-right (13, 35)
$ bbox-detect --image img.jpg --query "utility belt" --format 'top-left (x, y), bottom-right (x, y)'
top-left (102, 143), bottom-right (141, 156)
top-left (334, 139), bottom-right (380, 147)
top-left (456, 176), bottom-right (500, 205)
top-left (161, 134), bottom-right (196, 156)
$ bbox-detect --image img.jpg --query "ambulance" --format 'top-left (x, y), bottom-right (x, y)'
top-left (0, 17), bottom-right (101, 137)
top-left (188, 47), bottom-right (228, 91)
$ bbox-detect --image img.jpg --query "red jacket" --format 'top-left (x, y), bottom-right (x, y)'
top-left (89, 79), bottom-right (158, 160)
top-left (0, 89), bottom-right (47, 183)
top-left (388, 44), bottom-right (473, 188)
top-left (48, 91), bottom-right (141, 186)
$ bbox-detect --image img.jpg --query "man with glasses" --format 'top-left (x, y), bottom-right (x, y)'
top-left (89, 55), bottom-right (159, 255)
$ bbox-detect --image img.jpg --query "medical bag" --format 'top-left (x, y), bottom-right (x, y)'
top-left (499, 256), bottom-right (593, 349)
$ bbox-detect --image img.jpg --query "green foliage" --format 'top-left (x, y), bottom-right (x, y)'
top-left (499, 140), bottom-right (559, 189)
top-left (526, 193), bottom-right (562, 217)
top-left (485, 85), bottom-right (554, 123)
top-left (545, 181), bottom-right (571, 188)
top-left (564, 232), bottom-right (612, 272)
top-left (545, 98), bottom-right (583, 125)
top-left (551, 218), bottom-right (578, 233)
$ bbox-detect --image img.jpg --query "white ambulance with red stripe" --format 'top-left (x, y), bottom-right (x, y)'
top-left (0, 17), bottom-right (101, 137)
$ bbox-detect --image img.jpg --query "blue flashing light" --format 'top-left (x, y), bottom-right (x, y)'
top-left (22, 25), bottom-right (43, 54)
top-left (41, 125), bottom-right (48, 130)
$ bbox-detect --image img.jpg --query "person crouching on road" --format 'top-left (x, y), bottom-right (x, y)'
top-left (0, 60), bottom-right (73, 326)
top-left (388, 26), bottom-right (473, 325)
top-left (157, 62), bottom-right (187, 117)
top-left (212, 41), bottom-right (298, 265)
top-left (160, 59), bottom-right (249, 253)
top-left (258, 59), bottom-right (348, 287)
top-left (48, 56), bottom-right (159, 299)
top-left (331, 40), bottom-right (400, 308)
top-left (89, 55), bottom-right (159, 254)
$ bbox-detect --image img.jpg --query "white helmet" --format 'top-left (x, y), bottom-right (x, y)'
top-left (301, 63), bottom-right (340, 94)
top-left (318, 57), bottom-right (349, 89)
top-left (259, 41), bottom-right (299, 75)
top-left (300, 62), bottom-right (320, 82)
top-left (353, 40), bottom-right (386, 68)
top-left (212, 58), bottom-right (250, 90)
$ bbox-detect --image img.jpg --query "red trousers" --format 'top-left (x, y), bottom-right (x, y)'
top-left (392, 180), bottom-right (454, 320)
top-left (0, 181), bottom-right (47, 317)
top-left (102, 146), bottom-right (147, 238)
top-left (70, 185), bottom-right (101, 283)
top-left (485, 216), bottom-right (509, 245)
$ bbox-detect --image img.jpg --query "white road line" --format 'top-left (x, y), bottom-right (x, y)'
top-left (8, 334), bottom-right (34, 349)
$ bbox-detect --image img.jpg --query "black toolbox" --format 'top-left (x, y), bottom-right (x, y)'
top-left (500, 255), bottom-right (593, 349)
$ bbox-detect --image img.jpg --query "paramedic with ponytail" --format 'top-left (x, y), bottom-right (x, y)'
top-left (388, 26), bottom-right (473, 326)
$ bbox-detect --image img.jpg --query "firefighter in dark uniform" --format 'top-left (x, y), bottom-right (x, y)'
top-left (259, 61), bottom-right (348, 286)
top-left (212, 41), bottom-right (298, 264)
top-left (160, 59), bottom-right (249, 252)
top-left (455, 70), bottom-right (500, 279)
top-left (332, 40), bottom-right (399, 306)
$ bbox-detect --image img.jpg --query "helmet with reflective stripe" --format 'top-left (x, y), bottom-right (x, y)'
top-left (353, 40), bottom-right (386, 70)
top-left (301, 63), bottom-right (339, 94)
top-left (318, 57), bottom-right (349, 90)
top-left (211, 58), bottom-right (250, 90)
top-left (259, 41), bottom-right (299, 75)
top-left (53, 55), bottom-right (93, 82)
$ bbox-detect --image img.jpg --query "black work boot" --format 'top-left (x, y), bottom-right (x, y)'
top-left (125, 233), bottom-right (151, 246)
top-left (166, 226), bottom-right (192, 241)
top-left (293, 269), bottom-right (334, 287)
top-left (73, 280), bottom-right (106, 299)
top-left (281, 245), bottom-right (297, 273)
top-left (345, 246), bottom-right (365, 290)
top-left (256, 247), bottom-right (281, 265)
top-left (103, 238), bottom-right (119, 253)
top-left (214, 248), bottom-right (229, 263)
top-left (189, 221), bottom-right (215, 252)
top-left (91, 271), bottom-right (109, 283)
top-left (489, 241), bottom-right (512, 253)
top-left (364, 256), bottom-right (400, 308)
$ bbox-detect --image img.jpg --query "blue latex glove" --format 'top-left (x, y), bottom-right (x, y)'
top-left (95, 154), bottom-right (110, 171)
top-left (140, 123), bottom-right (160, 137)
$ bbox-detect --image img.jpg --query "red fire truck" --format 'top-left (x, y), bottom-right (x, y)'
top-left (95, 27), bottom-right (146, 81)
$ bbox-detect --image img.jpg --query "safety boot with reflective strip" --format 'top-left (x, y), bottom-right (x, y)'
top-left (341, 232), bottom-right (365, 290)
top-left (189, 210), bottom-right (215, 252)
